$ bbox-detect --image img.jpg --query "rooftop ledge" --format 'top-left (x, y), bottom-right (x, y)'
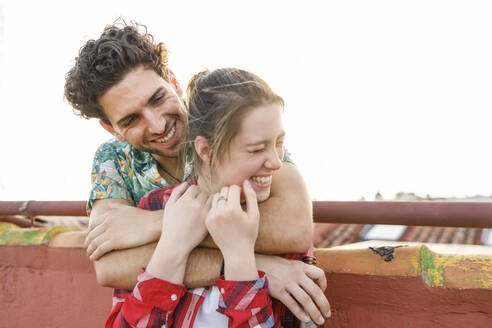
top-left (315, 240), bottom-right (492, 289)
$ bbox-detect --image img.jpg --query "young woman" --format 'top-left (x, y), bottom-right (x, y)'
top-left (106, 68), bottom-right (300, 328)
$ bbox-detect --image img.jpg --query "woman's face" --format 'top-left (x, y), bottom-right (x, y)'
top-left (210, 103), bottom-right (285, 202)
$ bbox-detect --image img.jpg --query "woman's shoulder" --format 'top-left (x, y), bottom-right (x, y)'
top-left (137, 177), bottom-right (198, 210)
top-left (137, 185), bottom-right (177, 210)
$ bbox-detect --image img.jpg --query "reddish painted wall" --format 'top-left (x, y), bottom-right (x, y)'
top-left (1, 245), bottom-right (111, 328)
top-left (323, 273), bottom-right (492, 328)
top-left (2, 245), bottom-right (492, 327)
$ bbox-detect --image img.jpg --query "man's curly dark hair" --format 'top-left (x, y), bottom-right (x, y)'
top-left (64, 21), bottom-right (169, 125)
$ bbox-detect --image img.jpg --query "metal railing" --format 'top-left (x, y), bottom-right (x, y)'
top-left (1, 200), bottom-right (491, 228)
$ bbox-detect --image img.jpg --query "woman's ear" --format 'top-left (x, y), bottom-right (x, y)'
top-left (194, 136), bottom-right (211, 165)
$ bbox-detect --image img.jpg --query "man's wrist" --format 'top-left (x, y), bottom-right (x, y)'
top-left (255, 253), bottom-right (284, 272)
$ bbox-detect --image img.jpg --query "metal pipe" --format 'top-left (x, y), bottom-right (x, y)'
top-left (0, 216), bottom-right (45, 228)
top-left (1, 200), bottom-right (491, 228)
top-left (313, 201), bottom-right (492, 228)
top-left (0, 201), bottom-right (87, 217)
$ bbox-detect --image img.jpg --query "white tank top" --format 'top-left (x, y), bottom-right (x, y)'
top-left (193, 285), bottom-right (229, 327)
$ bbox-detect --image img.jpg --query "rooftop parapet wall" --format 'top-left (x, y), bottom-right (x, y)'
top-left (0, 230), bottom-right (111, 328)
top-left (315, 240), bottom-right (492, 327)
top-left (1, 227), bottom-right (492, 327)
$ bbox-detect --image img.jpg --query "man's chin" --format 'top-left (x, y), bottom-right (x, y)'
top-left (137, 144), bottom-right (181, 159)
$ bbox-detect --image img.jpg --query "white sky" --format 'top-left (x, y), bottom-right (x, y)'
top-left (1, 0), bottom-right (492, 201)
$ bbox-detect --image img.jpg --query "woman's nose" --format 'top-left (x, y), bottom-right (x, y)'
top-left (265, 147), bottom-right (282, 170)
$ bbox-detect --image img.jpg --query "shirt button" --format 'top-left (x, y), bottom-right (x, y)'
top-left (220, 288), bottom-right (225, 294)
top-left (171, 294), bottom-right (177, 301)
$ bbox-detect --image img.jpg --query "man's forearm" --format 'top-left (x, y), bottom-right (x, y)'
top-left (94, 243), bottom-right (222, 290)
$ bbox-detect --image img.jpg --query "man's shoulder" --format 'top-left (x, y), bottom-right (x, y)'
top-left (94, 138), bottom-right (151, 162)
top-left (95, 138), bottom-right (132, 155)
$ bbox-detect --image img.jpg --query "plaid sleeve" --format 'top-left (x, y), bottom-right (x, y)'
top-left (137, 187), bottom-right (175, 210)
top-left (215, 271), bottom-right (280, 328)
top-left (105, 270), bottom-right (187, 328)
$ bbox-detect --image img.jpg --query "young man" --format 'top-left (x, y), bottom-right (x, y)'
top-left (64, 22), bottom-right (330, 325)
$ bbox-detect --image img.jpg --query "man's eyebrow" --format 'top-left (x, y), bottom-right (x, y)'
top-left (246, 131), bottom-right (286, 146)
top-left (148, 86), bottom-right (166, 105)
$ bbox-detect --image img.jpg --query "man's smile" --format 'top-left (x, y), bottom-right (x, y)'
top-left (154, 124), bottom-right (176, 144)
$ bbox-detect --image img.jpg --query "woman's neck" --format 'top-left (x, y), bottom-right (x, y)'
top-left (196, 169), bottom-right (218, 196)
top-left (196, 176), bottom-right (212, 195)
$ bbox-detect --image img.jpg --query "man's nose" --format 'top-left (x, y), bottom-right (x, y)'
top-left (144, 109), bottom-right (166, 134)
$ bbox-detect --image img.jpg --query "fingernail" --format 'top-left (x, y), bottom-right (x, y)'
top-left (302, 315), bottom-right (310, 323)
top-left (326, 310), bottom-right (331, 318)
top-left (318, 316), bottom-right (325, 325)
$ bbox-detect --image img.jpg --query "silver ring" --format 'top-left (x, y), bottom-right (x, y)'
top-left (218, 196), bottom-right (227, 202)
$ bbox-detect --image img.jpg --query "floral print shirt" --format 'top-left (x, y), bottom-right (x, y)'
top-left (87, 138), bottom-right (192, 213)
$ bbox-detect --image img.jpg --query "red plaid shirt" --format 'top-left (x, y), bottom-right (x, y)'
top-left (106, 182), bottom-right (301, 328)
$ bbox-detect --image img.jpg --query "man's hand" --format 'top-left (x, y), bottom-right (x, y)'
top-left (85, 199), bottom-right (163, 261)
top-left (256, 254), bottom-right (331, 326)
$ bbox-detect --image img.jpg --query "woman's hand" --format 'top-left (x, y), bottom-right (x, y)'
top-left (146, 183), bottom-right (211, 284)
top-left (205, 180), bottom-right (260, 280)
top-left (160, 183), bottom-right (211, 254)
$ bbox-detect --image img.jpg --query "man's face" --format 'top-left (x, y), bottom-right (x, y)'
top-left (98, 67), bottom-right (186, 160)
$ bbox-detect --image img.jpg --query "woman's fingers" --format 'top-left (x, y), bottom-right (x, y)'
top-left (168, 182), bottom-right (189, 203)
top-left (227, 185), bottom-right (241, 205)
top-left (210, 192), bottom-right (220, 211)
top-left (243, 180), bottom-right (258, 218)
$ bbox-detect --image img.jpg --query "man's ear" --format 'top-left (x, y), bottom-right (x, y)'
top-left (99, 120), bottom-right (125, 142)
top-left (194, 136), bottom-right (211, 165)
top-left (167, 68), bottom-right (183, 98)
